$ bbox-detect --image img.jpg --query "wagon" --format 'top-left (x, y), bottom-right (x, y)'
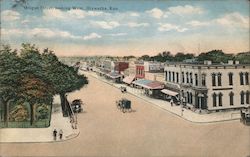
top-left (71, 99), bottom-right (83, 113)
top-left (240, 110), bottom-right (250, 125)
top-left (116, 98), bottom-right (132, 113)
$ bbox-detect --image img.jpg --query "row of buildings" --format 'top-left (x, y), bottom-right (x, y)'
top-left (83, 59), bottom-right (250, 113)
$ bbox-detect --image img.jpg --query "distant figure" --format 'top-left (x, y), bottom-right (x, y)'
top-left (53, 129), bottom-right (57, 141)
top-left (170, 100), bottom-right (173, 107)
top-left (59, 129), bottom-right (63, 140)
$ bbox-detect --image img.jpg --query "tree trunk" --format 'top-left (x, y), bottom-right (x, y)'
top-left (60, 93), bottom-right (68, 117)
top-left (30, 103), bottom-right (34, 125)
top-left (2, 99), bottom-right (10, 127)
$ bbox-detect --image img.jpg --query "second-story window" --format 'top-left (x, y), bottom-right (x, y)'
top-left (217, 73), bottom-right (222, 86)
top-left (229, 92), bottom-right (234, 106)
top-left (186, 72), bottom-right (189, 83)
top-left (240, 72), bottom-right (244, 85)
top-left (245, 72), bottom-right (249, 85)
top-left (195, 74), bottom-right (198, 86)
top-left (172, 71), bottom-right (175, 82)
top-left (182, 72), bottom-right (184, 83)
top-left (165, 71), bottom-right (168, 81)
top-left (228, 73), bottom-right (233, 85)
top-left (190, 73), bottom-right (193, 84)
top-left (202, 74), bottom-right (206, 86)
top-left (212, 73), bottom-right (216, 86)
top-left (169, 71), bottom-right (171, 82)
top-left (176, 72), bottom-right (179, 83)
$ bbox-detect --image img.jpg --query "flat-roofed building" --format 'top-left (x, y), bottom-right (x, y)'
top-left (164, 60), bottom-right (250, 112)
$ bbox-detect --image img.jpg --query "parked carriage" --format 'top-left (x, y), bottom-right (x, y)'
top-left (240, 109), bottom-right (250, 125)
top-left (71, 99), bottom-right (83, 113)
top-left (116, 98), bottom-right (132, 113)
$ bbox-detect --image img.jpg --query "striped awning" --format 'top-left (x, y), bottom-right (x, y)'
top-left (123, 75), bottom-right (135, 84)
top-left (132, 79), bottom-right (164, 90)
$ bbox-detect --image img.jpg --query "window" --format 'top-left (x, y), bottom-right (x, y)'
top-left (229, 92), bottom-right (234, 106)
top-left (176, 72), bottom-right (179, 83)
top-left (240, 72), bottom-right (244, 85)
top-left (228, 73), bottom-right (233, 85)
top-left (190, 92), bottom-right (193, 104)
top-left (218, 93), bottom-right (223, 106)
top-left (212, 73), bottom-right (216, 86)
top-left (245, 72), bottom-right (249, 85)
top-left (186, 72), bottom-right (189, 83)
top-left (195, 74), bottom-right (198, 86)
top-left (190, 73), bottom-right (193, 84)
top-left (187, 92), bottom-right (190, 103)
top-left (165, 71), bottom-right (168, 81)
top-left (213, 93), bottom-right (217, 107)
top-left (182, 72), bottom-right (184, 83)
top-left (218, 73), bottom-right (222, 86)
top-left (169, 71), bottom-right (171, 81)
top-left (172, 71), bottom-right (175, 82)
top-left (202, 74), bottom-right (206, 86)
top-left (240, 91), bottom-right (245, 105)
top-left (246, 91), bottom-right (249, 104)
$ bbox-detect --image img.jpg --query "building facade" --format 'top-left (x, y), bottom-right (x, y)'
top-left (164, 61), bottom-right (250, 112)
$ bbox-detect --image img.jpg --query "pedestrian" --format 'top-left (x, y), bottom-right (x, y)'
top-left (53, 129), bottom-right (57, 141)
top-left (59, 129), bottom-right (63, 140)
top-left (170, 100), bottom-right (173, 107)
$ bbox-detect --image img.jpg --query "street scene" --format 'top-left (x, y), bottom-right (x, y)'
top-left (1, 0), bottom-right (250, 157)
top-left (0, 73), bottom-right (249, 157)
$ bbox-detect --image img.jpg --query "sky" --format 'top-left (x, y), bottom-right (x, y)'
top-left (0, 0), bottom-right (249, 57)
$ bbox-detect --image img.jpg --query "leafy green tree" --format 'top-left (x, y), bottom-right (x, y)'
top-left (197, 50), bottom-right (233, 63)
top-left (42, 49), bottom-right (88, 117)
top-left (0, 45), bottom-right (22, 126)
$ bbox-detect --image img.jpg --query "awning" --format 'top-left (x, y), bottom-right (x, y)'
top-left (106, 71), bottom-right (123, 79)
top-left (123, 75), bottom-right (135, 84)
top-left (161, 89), bottom-right (179, 96)
top-left (132, 79), bottom-right (164, 90)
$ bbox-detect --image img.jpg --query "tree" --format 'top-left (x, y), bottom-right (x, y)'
top-left (0, 45), bottom-right (22, 126)
top-left (19, 74), bottom-right (54, 125)
top-left (197, 50), bottom-right (233, 63)
top-left (42, 49), bottom-right (88, 117)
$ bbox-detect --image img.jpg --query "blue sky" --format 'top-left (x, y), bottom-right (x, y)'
top-left (1, 0), bottom-right (249, 56)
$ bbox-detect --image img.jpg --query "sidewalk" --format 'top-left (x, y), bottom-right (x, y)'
top-left (0, 95), bottom-right (79, 143)
top-left (85, 71), bottom-right (241, 123)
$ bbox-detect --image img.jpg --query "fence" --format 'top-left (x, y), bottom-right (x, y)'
top-left (0, 119), bottom-right (50, 128)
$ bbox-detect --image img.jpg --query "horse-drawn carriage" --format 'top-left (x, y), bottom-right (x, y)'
top-left (71, 99), bottom-right (83, 113)
top-left (116, 98), bottom-right (132, 113)
top-left (240, 109), bottom-right (250, 125)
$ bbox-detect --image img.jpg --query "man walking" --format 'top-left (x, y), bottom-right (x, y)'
top-left (53, 129), bottom-right (57, 141)
top-left (59, 129), bottom-right (63, 140)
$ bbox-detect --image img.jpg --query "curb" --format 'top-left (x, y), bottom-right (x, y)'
top-left (87, 72), bottom-right (241, 124)
top-left (0, 130), bottom-right (80, 144)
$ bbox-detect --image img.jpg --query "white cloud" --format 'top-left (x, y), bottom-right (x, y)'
top-left (215, 12), bottom-right (249, 29)
top-left (43, 9), bottom-right (105, 20)
top-left (127, 22), bottom-right (149, 28)
top-left (168, 5), bottom-right (204, 15)
top-left (83, 33), bottom-right (102, 40)
top-left (1, 28), bottom-right (23, 36)
top-left (187, 20), bottom-right (210, 27)
top-left (129, 12), bottom-right (140, 17)
top-left (146, 8), bottom-right (164, 19)
top-left (1, 10), bottom-right (20, 21)
top-left (92, 21), bottom-right (120, 29)
top-left (158, 23), bottom-right (188, 32)
top-left (108, 33), bottom-right (127, 36)
top-left (30, 28), bottom-right (81, 39)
